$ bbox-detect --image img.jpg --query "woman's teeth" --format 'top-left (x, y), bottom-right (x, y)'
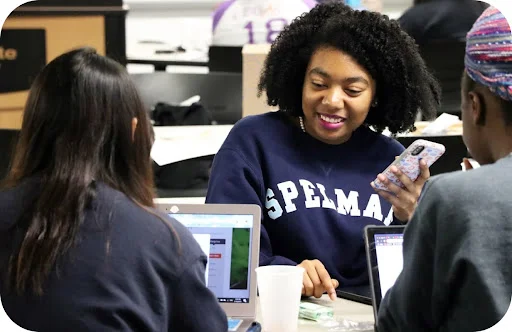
top-left (319, 114), bottom-right (343, 123)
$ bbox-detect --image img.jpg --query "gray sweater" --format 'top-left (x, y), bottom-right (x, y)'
top-left (378, 154), bottom-right (512, 331)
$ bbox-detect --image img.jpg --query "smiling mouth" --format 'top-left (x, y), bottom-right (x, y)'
top-left (318, 113), bottom-right (346, 124)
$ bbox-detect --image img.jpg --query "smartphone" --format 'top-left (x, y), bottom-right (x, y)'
top-left (372, 139), bottom-right (446, 192)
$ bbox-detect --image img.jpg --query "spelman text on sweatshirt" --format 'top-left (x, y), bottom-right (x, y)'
top-left (206, 111), bottom-right (404, 286)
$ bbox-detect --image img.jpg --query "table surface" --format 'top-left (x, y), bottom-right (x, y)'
top-left (255, 295), bottom-right (375, 332)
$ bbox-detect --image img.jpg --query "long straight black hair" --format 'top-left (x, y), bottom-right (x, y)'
top-left (3, 48), bottom-right (156, 295)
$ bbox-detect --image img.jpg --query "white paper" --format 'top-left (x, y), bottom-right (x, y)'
top-left (461, 158), bottom-right (481, 171)
top-left (421, 113), bottom-right (461, 136)
top-left (192, 233), bottom-right (211, 285)
top-left (180, 95), bottom-right (201, 106)
top-left (150, 125), bottom-right (233, 166)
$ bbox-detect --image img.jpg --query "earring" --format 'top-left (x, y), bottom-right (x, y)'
top-left (371, 100), bottom-right (378, 107)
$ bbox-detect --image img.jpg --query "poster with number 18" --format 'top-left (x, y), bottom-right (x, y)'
top-left (212, 0), bottom-right (317, 47)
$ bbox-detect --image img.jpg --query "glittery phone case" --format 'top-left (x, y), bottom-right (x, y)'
top-left (373, 139), bottom-right (446, 192)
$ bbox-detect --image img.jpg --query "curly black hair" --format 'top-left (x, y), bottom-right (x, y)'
top-left (258, 3), bottom-right (441, 134)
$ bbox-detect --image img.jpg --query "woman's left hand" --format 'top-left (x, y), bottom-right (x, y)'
top-left (372, 159), bottom-right (430, 222)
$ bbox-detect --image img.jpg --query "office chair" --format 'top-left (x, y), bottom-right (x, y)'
top-left (418, 40), bottom-right (467, 117)
top-left (208, 46), bottom-right (243, 73)
top-left (0, 129), bottom-right (20, 181)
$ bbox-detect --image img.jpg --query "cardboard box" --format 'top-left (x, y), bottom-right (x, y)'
top-left (0, 108), bottom-right (24, 129)
top-left (0, 15), bottom-right (106, 129)
top-left (242, 44), bottom-right (278, 118)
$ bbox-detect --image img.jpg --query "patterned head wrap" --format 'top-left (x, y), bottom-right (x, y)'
top-left (465, 6), bottom-right (512, 101)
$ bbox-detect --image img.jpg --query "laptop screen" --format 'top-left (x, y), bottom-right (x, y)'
top-left (170, 213), bottom-right (254, 304)
top-left (374, 233), bottom-right (404, 300)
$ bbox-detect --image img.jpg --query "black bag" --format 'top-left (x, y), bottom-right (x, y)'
top-left (151, 102), bottom-right (214, 191)
top-left (151, 102), bottom-right (214, 126)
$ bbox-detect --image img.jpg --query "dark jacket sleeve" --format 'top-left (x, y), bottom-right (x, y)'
top-left (398, 9), bottom-right (425, 44)
top-left (171, 254), bottom-right (228, 332)
top-left (206, 148), bottom-right (297, 267)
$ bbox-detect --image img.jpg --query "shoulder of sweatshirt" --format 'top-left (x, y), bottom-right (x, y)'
top-left (413, 156), bottom-right (512, 240)
top-left (423, 157), bottom-right (512, 206)
top-left (219, 111), bottom-right (289, 152)
top-left (97, 184), bottom-right (206, 279)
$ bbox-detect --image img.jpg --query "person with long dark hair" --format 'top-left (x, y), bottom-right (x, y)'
top-left (0, 48), bottom-right (227, 332)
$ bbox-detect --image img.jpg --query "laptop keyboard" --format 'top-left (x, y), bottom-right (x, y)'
top-left (228, 318), bottom-right (243, 331)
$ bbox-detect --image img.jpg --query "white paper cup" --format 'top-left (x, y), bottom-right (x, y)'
top-left (255, 265), bottom-right (304, 332)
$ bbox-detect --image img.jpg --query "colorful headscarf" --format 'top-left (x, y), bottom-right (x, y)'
top-left (465, 6), bottom-right (512, 101)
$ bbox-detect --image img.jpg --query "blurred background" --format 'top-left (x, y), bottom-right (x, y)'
top-left (1, 0), bottom-right (487, 198)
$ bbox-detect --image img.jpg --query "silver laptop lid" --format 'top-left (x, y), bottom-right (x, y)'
top-left (157, 203), bottom-right (261, 319)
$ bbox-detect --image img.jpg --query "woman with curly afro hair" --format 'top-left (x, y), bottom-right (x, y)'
top-left (206, 2), bottom-right (441, 300)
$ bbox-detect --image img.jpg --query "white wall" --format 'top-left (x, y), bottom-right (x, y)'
top-left (125, 0), bottom-right (221, 59)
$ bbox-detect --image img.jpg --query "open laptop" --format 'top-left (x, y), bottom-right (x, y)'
top-left (364, 225), bottom-right (406, 331)
top-left (156, 203), bottom-right (261, 331)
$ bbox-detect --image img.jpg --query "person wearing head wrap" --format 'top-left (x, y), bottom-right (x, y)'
top-left (377, 7), bottom-right (512, 332)
top-left (462, 5), bottom-right (512, 164)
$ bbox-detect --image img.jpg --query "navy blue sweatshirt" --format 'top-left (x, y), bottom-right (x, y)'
top-left (0, 178), bottom-right (228, 332)
top-left (206, 111), bottom-right (404, 286)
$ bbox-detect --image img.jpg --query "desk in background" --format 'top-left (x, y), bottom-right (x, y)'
top-left (127, 47), bottom-right (208, 71)
top-left (127, 45), bottom-right (243, 73)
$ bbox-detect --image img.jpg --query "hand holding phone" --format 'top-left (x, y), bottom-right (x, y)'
top-left (372, 139), bottom-right (446, 192)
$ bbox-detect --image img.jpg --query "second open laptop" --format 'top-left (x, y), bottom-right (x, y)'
top-left (156, 203), bottom-right (261, 331)
top-left (364, 225), bottom-right (406, 332)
